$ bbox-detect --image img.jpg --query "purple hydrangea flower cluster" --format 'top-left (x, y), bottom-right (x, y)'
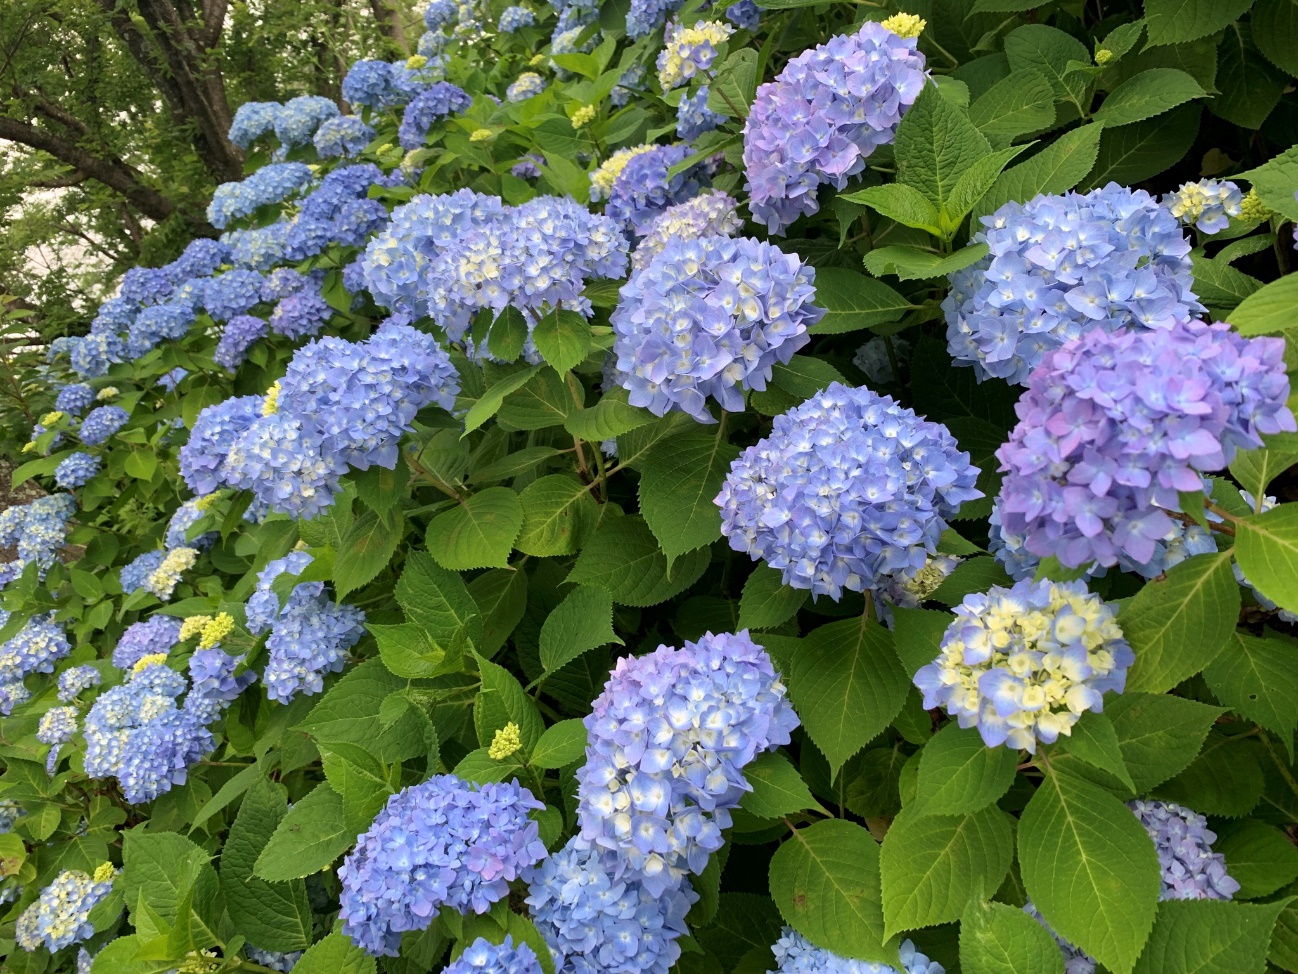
top-left (54, 452), bottom-right (100, 489)
top-left (165, 498), bottom-right (217, 551)
top-left (339, 775), bottom-right (547, 956)
top-left (914, 578), bottom-right (1133, 752)
top-left (631, 189), bottom-right (742, 273)
top-left (38, 704), bottom-right (78, 772)
top-left (79, 406), bottom-right (129, 446)
top-left (314, 115), bottom-right (376, 158)
top-left (744, 22), bottom-right (926, 234)
top-left (57, 665), bottom-right (101, 701)
top-left (111, 616), bottom-right (183, 670)
top-left (55, 384), bottom-right (96, 416)
top-left (770, 928), bottom-right (944, 974)
top-left (676, 87), bottom-right (725, 141)
top-left (14, 870), bottom-right (115, 952)
top-left (245, 551), bottom-right (366, 701)
top-left (204, 269), bottom-right (266, 322)
top-left (1130, 799), bottom-right (1240, 900)
top-left (0, 494), bottom-right (76, 587)
top-left (269, 277), bottom-right (332, 340)
top-left (995, 318), bottom-right (1294, 570)
top-left (447, 937), bottom-right (541, 974)
top-left (1164, 179), bottom-right (1242, 234)
top-left (499, 5), bottom-right (534, 30)
top-left (612, 234), bottom-right (820, 421)
top-left (399, 82), bottom-right (472, 149)
top-left (604, 143), bottom-right (708, 236)
top-left (208, 163), bottom-right (314, 229)
top-left (577, 631), bottom-right (798, 894)
top-left (119, 550), bottom-right (165, 594)
top-left (725, 0), bottom-right (759, 29)
top-left (717, 384), bottom-right (981, 600)
top-left (944, 185), bottom-right (1204, 385)
top-left (215, 314), bottom-right (268, 369)
top-left (0, 613), bottom-right (72, 697)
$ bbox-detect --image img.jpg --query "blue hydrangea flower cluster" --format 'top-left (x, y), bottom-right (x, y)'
top-left (38, 704), bottom-right (78, 772)
top-left (852, 334), bottom-right (910, 387)
top-left (54, 452), bottom-right (100, 489)
top-left (215, 314), bottom-right (268, 369)
top-left (57, 665), bottom-right (101, 701)
top-left (14, 869), bottom-right (115, 952)
top-left (425, 0), bottom-right (458, 28)
top-left (0, 613), bottom-right (72, 690)
top-left (612, 235), bottom-right (820, 422)
top-left (285, 164), bottom-right (402, 262)
top-left (717, 384), bottom-right (981, 600)
top-left (447, 937), bottom-right (541, 974)
top-left (111, 616), bottom-right (182, 670)
top-left (506, 71), bottom-right (547, 102)
top-left (314, 115), bottom-right (375, 158)
top-left (245, 551), bottom-right (366, 701)
top-left (275, 95), bottom-right (341, 146)
top-left (577, 631), bottom-right (798, 894)
top-left (744, 22), bottom-right (926, 234)
top-left (208, 163), bottom-right (314, 229)
top-left (499, 5), bottom-right (534, 30)
top-left (631, 189), bottom-right (741, 273)
top-left (525, 835), bottom-right (697, 974)
top-left (1130, 799), bottom-right (1240, 901)
top-left (1164, 179), bottom-right (1242, 234)
top-left (224, 410), bottom-right (346, 520)
top-left (338, 775), bottom-right (547, 956)
top-left (165, 498), bottom-right (217, 550)
top-left (269, 278), bottom-right (332, 340)
top-left (0, 681), bottom-right (30, 714)
top-left (119, 550), bottom-right (165, 594)
top-left (67, 330), bottom-right (126, 378)
top-left (995, 318), bottom-right (1294, 570)
top-left (54, 383), bottom-right (96, 416)
top-left (179, 395), bottom-right (264, 496)
top-left (604, 143), bottom-right (708, 236)
top-left (343, 59), bottom-right (437, 112)
top-left (245, 948), bottom-right (305, 973)
top-left (79, 406), bottom-right (129, 446)
top-left (229, 102), bottom-right (282, 148)
top-left (0, 799), bottom-right (19, 832)
top-left (0, 494), bottom-right (76, 587)
top-left (657, 20), bottom-right (733, 90)
top-left (611, 64), bottom-right (645, 106)
top-left (726, 0), bottom-right (759, 29)
top-left (944, 185), bottom-right (1204, 385)
top-left (399, 82), bottom-right (472, 149)
top-left (770, 928), bottom-right (944, 974)
top-left (914, 578), bottom-right (1133, 752)
top-left (187, 648), bottom-right (257, 722)
top-left (125, 303), bottom-right (195, 358)
top-left (627, 0), bottom-right (684, 37)
top-left (223, 223), bottom-right (290, 271)
top-left (677, 87), bottom-right (725, 141)
top-left (204, 269), bottom-right (266, 322)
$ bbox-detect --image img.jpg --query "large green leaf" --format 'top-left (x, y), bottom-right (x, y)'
top-left (638, 427), bottom-right (739, 566)
top-left (539, 584), bottom-right (622, 672)
top-left (968, 69), bottom-right (1056, 145)
top-left (973, 124), bottom-right (1103, 226)
top-left (960, 899), bottom-right (1066, 974)
top-left (567, 515), bottom-right (710, 606)
top-left (1131, 898), bottom-right (1286, 974)
top-left (1003, 24), bottom-right (1091, 105)
top-left (514, 474), bottom-right (600, 557)
top-left (291, 932), bottom-right (376, 974)
top-left (1155, 730), bottom-right (1265, 817)
top-left (295, 658), bottom-right (434, 762)
top-left (334, 508), bottom-right (404, 598)
top-left (1238, 145), bottom-right (1298, 221)
top-left (894, 83), bottom-right (990, 211)
top-left (862, 243), bottom-right (990, 281)
top-left (1253, 0), bottom-right (1298, 76)
top-left (1203, 633), bottom-right (1298, 755)
top-left (532, 308), bottom-right (592, 373)
top-left (1214, 820), bottom-right (1298, 898)
top-left (913, 722), bottom-right (1019, 817)
top-left (121, 830), bottom-right (210, 923)
top-left (1144, 0), bottom-right (1256, 46)
top-left (1236, 504), bottom-right (1298, 613)
top-left (1092, 68), bottom-right (1205, 125)
top-left (737, 565), bottom-right (808, 631)
top-left (1211, 23), bottom-right (1285, 129)
top-left (1083, 102), bottom-right (1199, 189)
top-left (740, 752), bottom-right (826, 820)
top-left (395, 551), bottom-right (483, 654)
top-left (253, 783), bottom-right (352, 881)
top-left (1105, 692), bottom-right (1224, 793)
top-left (807, 268), bottom-right (914, 335)
top-left (425, 487), bottom-right (523, 570)
top-left (1227, 272), bottom-right (1298, 334)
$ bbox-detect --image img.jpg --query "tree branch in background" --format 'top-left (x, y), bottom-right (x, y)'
top-left (369, 0), bottom-right (411, 55)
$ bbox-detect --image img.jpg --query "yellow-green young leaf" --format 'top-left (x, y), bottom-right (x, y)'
top-left (883, 805), bottom-right (1014, 938)
top-left (863, 243), bottom-right (990, 281)
top-left (638, 428), bottom-right (739, 566)
top-left (371, 621), bottom-right (447, 679)
top-left (769, 819), bottom-right (891, 964)
top-left (474, 652), bottom-right (544, 751)
top-left (567, 515), bottom-right (710, 607)
top-left (959, 899), bottom-right (1066, 974)
top-left (1230, 448), bottom-right (1298, 504)
top-left (529, 719), bottom-right (588, 770)
top-left (1104, 692), bottom-right (1224, 793)
top-left (1203, 633), bottom-right (1298, 758)
top-left (1227, 272), bottom-right (1298, 334)
top-left (463, 365), bottom-right (542, 434)
top-left (395, 552), bottom-right (483, 653)
top-left (894, 83), bottom-right (991, 210)
top-left (1092, 68), bottom-right (1206, 126)
top-left (1131, 899), bottom-right (1287, 974)
top-left (1214, 820), bottom-right (1298, 899)
top-left (786, 617), bottom-right (909, 778)
top-left (425, 487), bottom-right (523, 571)
top-left (1144, 0), bottom-right (1256, 47)
top-left (739, 752), bottom-right (826, 819)
top-left (334, 508), bottom-right (404, 597)
top-left (737, 565), bottom-right (808, 631)
top-left (912, 722), bottom-right (1019, 817)
top-left (90, 935), bottom-right (176, 974)
top-left (840, 184), bottom-right (942, 234)
top-left (972, 124), bottom-right (1103, 226)
top-left (455, 746), bottom-right (526, 784)
top-left (532, 308), bottom-right (592, 373)
top-left (1235, 504), bottom-right (1298, 612)
top-left (1018, 767), bottom-right (1161, 974)
top-left (253, 783), bottom-right (352, 881)
top-left (514, 474), bottom-right (600, 557)
top-left (1118, 550), bottom-right (1240, 693)
top-left (540, 584), bottom-right (622, 672)
top-left (291, 932), bottom-right (376, 974)
top-left (968, 69), bottom-right (1056, 145)
top-left (806, 267), bottom-right (913, 335)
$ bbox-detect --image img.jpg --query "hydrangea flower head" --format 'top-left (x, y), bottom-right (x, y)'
top-left (852, 335), bottom-right (910, 387)
top-left (55, 452), bottom-right (100, 489)
top-left (447, 937), bottom-right (541, 974)
top-left (657, 20), bottom-right (733, 90)
top-left (274, 95), bottom-right (340, 146)
top-left (399, 82), bottom-right (472, 149)
top-left (0, 495), bottom-right (76, 586)
top-left (604, 143), bottom-right (708, 236)
top-left (914, 578), bottom-right (1133, 752)
top-left (204, 269), bottom-right (265, 322)
top-left (339, 775), bottom-right (547, 955)
top-left (37, 705), bottom-right (78, 745)
top-left (717, 384), bottom-right (981, 599)
top-left (769, 928), bottom-right (943, 974)
top-left (507, 72), bottom-right (547, 102)
top-left (577, 631), bottom-right (798, 893)
top-left (14, 869), bottom-right (115, 952)
top-left (55, 384), bottom-right (96, 416)
top-left (1164, 180), bottom-right (1242, 234)
top-left (214, 315), bottom-right (267, 370)
top-left (676, 87), bottom-right (726, 141)
top-left (499, 6), bottom-right (535, 31)
top-left (1130, 799), bottom-right (1239, 901)
top-left (245, 948), bottom-right (304, 973)
top-left (180, 395), bottom-right (263, 495)
top-left (229, 102), bottom-right (281, 148)
top-left (627, 0), bottom-right (684, 37)
top-left (165, 498), bottom-right (217, 551)
top-left (631, 189), bottom-right (742, 273)
top-left (744, 22), bottom-right (926, 234)
top-left (725, 0), bottom-right (759, 29)
top-left (591, 145), bottom-right (657, 201)
top-left (208, 163), bottom-right (313, 229)
top-left (0, 614), bottom-right (72, 684)
top-left (145, 546), bottom-right (197, 600)
top-left (613, 235), bottom-right (819, 422)
top-left (112, 616), bottom-right (183, 670)
top-left (526, 835), bottom-right (697, 974)
top-left (314, 115), bottom-right (376, 158)
top-left (120, 550), bottom-right (165, 594)
top-left (996, 318), bottom-right (1294, 569)
top-left (80, 406), bottom-right (129, 446)
top-left (223, 411), bottom-right (347, 520)
top-left (58, 665), bottom-right (101, 701)
top-left (945, 185), bottom-right (1203, 384)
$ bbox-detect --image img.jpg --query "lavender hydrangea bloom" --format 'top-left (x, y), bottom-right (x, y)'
top-left (55, 384), bottom-right (96, 416)
top-left (717, 384), bottom-right (981, 600)
top-left (725, 0), bottom-right (759, 29)
top-left (187, 648), bottom-right (256, 721)
top-left (577, 631), bottom-right (798, 894)
top-left (676, 87), bottom-right (725, 141)
top-left (657, 21), bottom-right (733, 90)
top-left (1164, 179), bottom-right (1242, 234)
top-left (112, 616), bottom-right (183, 670)
top-left (79, 406), bottom-right (129, 446)
top-left (1131, 799), bottom-right (1240, 900)
top-left (58, 665), bottom-right (101, 701)
top-left (613, 235), bottom-right (819, 422)
top-left (208, 163), bottom-right (314, 229)
top-left (269, 282), bottom-right (332, 339)
top-left (914, 578), bottom-right (1133, 752)
top-left (314, 115), bottom-right (376, 158)
top-left (770, 928), bottom-right (944, 974)
top-left (447, 937), bottom-right (541, 974)
top-left (204, 269), bottom-right (266, 322)
top-left (498, 6), bottom-right (534, 31)
top-left (526, 835), bottom-right (697, 974)
top-left (631, 189), bottom-right (742, 274)
top-left (944, 185), bottom-right (1204, 385)
top-left (54, 452), bottom-right (100, 489)
top-left (180, 395), bottom-right (264, 495)
top-left (338, 775), bottom-right (547, 956)
top-left (744, 22), bottom-right (926, 234)
top-left (14, 870), bottom-right (115, 952)
top-left (511, 153), bottom-right (543, 179)
top-left (215, 314), bottom-right (268, 370)
top-left (995, 318), bottom-right (1294, 570)
top-left (398, 82), bottom-right (472, 149)
top-left (604, 143), bottom-right (707, 236)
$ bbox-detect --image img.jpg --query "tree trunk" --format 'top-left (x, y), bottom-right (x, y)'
top-left (370, 0), bottom-right (411, 56)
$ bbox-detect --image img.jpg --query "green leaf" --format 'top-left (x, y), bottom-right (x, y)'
top-left (1236, 504), bottom-right (1298, 613)
top-left (498, 368), bottom-right (575, 430)
top-left (529, 718), bottom-right (588, 769)
top-left (567, 515), bottom-right (710, 607)
top-left (296, 658), bottom-right (435, 762)
top-left (928, 557), bottom-right (1014, 605)
top-left (334, 508), bottom-right (403, 597)
top-left (944, 145), bottom-right (1032, 229)
top-left (474, 652), bottom-right (545, 751)
top-left (539, 584), bottom-right (622, 672)
top-left (862, 243), bottom-right (990, 281)
top-left (1084, 102), bottom-right (1199, 189)
top-left (968, 70), bottom-right (1057, 144)
top-left (463, 365), bottom-right (542, 434)
top-left (1144, 0), bottom-right (1256, 46)
top-left (806, 268), bottom-right (915, 335)
top-left (1253, 0), bottom-right (1298, 76)
top-left (290, 932), bottom-right (376, 974)
top-left (91, 936), bottom-right (175, 974)
top-left (891, 606), bottom-right (952, 678)
top-left (973, 124), bottom-right (1104, 226)
top-left (707, 48), bottom-right (758, 117)
top-left (219, 777), bottom-right (312, 952)
top-left (913, 723), bottom-right (1019, 817)
top-left (738, 565), bottom-right (808, 631)
top-left (1056, 711), bottom-right (1138, 794)
top-left (1004, 24), bottom-right (1091, 105)
top-left (425, 487), bottom-right (523, 571)
top-left (1018, 766), bottom-right (1161, 974)
top-left (395, 552), bottom-right (483, 655)
top-left (1131, 898), bottom-right (1286, 974)
top-left (1215, 820), bottom-right (1298, 898)
top-left (894, 84), bottom-right (991, 211)
top-left (1204, 633), bottom-right (1298, 756)
top-left (881, 805), bottom-right (1014, 937)
top-left (469, 568), bottom-right (529, 657)
top-left (1093, 67), bottom-right (1205, 125)
top-left (1191, 253), bottom-right (1263, 311)
top-left (769, 819), bottom-right (891, 964)
top-left (1105, 692), bottom-right (1225, 793)
top-left (1226, 272), bottom-right (1298, 334)
top-left (514, 474), bottom-right (600, 557)
top-left (253, 783), bottom-right (352, 881)
top-left (1118, 550), bottom-right (1240, 693)
top-left (786, 616), bottom-right (909, 777)
top-left (564, 388), bottom-right (654, 441)
top-left (1230, 447), bottom-right (1298, 502)
top-left (488, 307), bottom-right (529, 361)
top-left (372, 621), bottom-right (447, 679)
top-left (639, 427), bottom-right (739, 566)
top-left (841, 184), bottom-right (942, 235)
top-left (320, 743), bottom-right (397, 834)
top-left (960, 899), bottom-right (1066, 974)
top-left (1239, 145), bottom-right (1298, 221)
top-left (1156, 730), bottom-right (1265, 817)
top-left (1214, 24), bottom-right (1288, 129)
top-left (740, 752), bottom-right (826, 819)
top-left (532, 309), bottom-right (592, 373)
top-left (454, 746), bottom-right (526, 784)
top-left (471, 447), bottom-right (563, 485)
top-left (121, 830), bottom-right (210, 923)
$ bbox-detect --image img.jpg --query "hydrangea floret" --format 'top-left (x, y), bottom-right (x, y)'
top-left (769, 928), bottom-right (944, 974)
top-left (14, 867), bottom-right (116, 952)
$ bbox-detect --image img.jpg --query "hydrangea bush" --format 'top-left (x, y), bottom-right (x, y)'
top-left (5, 4), bottom-right (1298, 974)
